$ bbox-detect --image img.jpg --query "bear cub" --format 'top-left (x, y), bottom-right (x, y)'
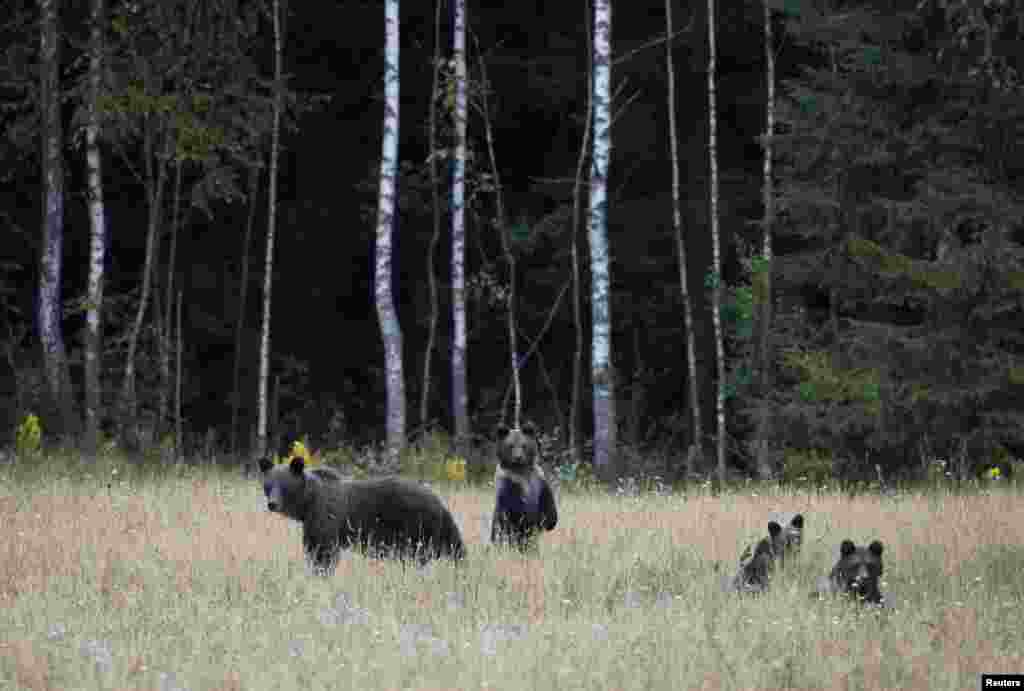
top-left (258, 457), bottom-right (465, 571)
top-left (491, 423), bottom-right (558, 551)
top-left (817, 539), bottom-right (885, 604)
top-left (731, 514), bottom-right (804, 594)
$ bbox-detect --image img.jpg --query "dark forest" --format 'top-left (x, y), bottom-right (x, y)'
top-left (1, 0), bottom-right (1022, 484)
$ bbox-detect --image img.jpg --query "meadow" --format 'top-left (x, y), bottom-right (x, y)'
top-left (1, 459), bottom-right (1022, 690)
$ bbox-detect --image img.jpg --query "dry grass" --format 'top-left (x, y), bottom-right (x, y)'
top-left (1, 463), bottom-right (1022, 690)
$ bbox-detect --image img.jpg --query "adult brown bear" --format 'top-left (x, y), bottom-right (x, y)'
top-left (257, 457), bottom-right (465, 571)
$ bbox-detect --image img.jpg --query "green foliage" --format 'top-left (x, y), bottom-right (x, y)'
top-left (784, 349), bottom-right (880, 413)
top-left (781, 448), bottom-right (833, 484)
top-left (14, 413), bottom-right (42, 458)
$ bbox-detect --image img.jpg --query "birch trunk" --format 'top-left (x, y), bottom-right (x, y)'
top-left (707, 0), bottom-right (727, 486)
top-left (376, 0), bottom-right (406, 465)
top-left (419, 0), bottom-right (443, 434)
top-left (754, 0), bottom-right (776, 481)
top-left (451, 0), bottom-right (469, 446)
top-left (257, 0), bottom-right (283, 460)
top-left (665, 0), bottom-right (703, 478)
top-left (38, 0), bottom-right (78, 440)
top-left (590, 0), bottom-right (617, 482)
top-left (83, 0), bottom-right (107, 456)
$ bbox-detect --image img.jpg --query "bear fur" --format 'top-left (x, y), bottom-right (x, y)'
top-left (491, 423), bottom-right (558, 551)
top-left (730, 514), bottom-right (804, 594)
top-left (258, 457), bottom-right (465, 570)
top-left (816, 539), bottom-right (885, 604)
top-left (730, 536), bottom-right (776, 594)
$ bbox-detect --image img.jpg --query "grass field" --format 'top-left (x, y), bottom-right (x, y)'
top-left (1, 461), bottom-right (1022, 690)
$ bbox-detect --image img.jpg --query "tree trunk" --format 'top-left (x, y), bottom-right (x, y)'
top-left (157, 160), bottom-right (183, 440)
top-left (475, 39), bottom-right (520, 429)
top-left (707, 0), bottom-right (727, 486)
top-left (450, 0), bottom-right (469, 447)
top-left (665, 0), bottom-right (702, 478)
top-left (753, 0), bottom-right (776, 481)
top-left (83, 0), bottom-right (107, 457)
top-left (375, 0), bottom-right (406, 466)
top-left (569, 0), bottom-right (593, 467)
top-left (590, 0), bottom-right (617, 483)
top-left (38, 0), bottom-right (78, 441)
top-left (419, 0), bottom-right (444, 435)
top-left (257, 0), bottom-right (284, 460)
top-left (120, 123), bottom-right (169, 451)
top-left (231, 163), bottom-right (259, 456)
top-left (175, 289), bottom-right (183, 460)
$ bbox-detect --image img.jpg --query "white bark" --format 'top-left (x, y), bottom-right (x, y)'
top-left (665, 0), bottom-right (702, 477)
top-left (707, 0), bottom-right (727, 484)
top-left (84, 0), bottom-right (107, 455)
top-left (590, 0), bottom-right (617, 481)
top-left (755, 0), bottom-right (777, 481)
top-left (375, 0), bottom-right (406, 464)
top-left (451, 0), bottom-right (468, 445)
top-left (257, 0), bottom-right (283, 458)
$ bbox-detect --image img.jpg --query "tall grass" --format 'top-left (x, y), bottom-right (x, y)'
top-left (1, 459), bottom-right (1021, 690)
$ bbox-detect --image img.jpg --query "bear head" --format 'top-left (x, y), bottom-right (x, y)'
top-left (832, 539), bottom-right (884, 602)
top-left (495, 422), bottom-right (539, 471)
top-left (258, 456), bottom-right (313, 521)
top-left (769, 514), bottom-right (804, 566)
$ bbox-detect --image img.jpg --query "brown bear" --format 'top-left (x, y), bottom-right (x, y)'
top-left (816, 539), bottom-right (885, 604)
top-left (729, 514), bottom-right (804, 594)
top-left (730, 536), bottom-right (776, 594)
top-left (257, 457), bottom-right (465, 571)
top-left (491, 423), bottom-right (558, 551)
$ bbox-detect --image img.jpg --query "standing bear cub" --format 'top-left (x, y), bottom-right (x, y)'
top-left (258, 457), bottom-right (465, 571)
top-left (816, 539), bottom-right (885, 604)
top-left (491, 423), bottom-right (558, 551)
top-left (730, 514), bottom-right (805, 594)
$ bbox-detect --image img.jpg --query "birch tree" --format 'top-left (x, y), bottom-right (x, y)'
top-left (375, 0), bottom-right (406, 464)
top-left (256, 0), bottom-right (284, 459)
top-left (590, 0), bottom-right (617, 481)
top-left (83, 0), bottom-right (108, 456)
top-left (665, 0), bottom-right (702, 478)
top-left (38, 0), bottom-right (78, 439)
top-left (752, 0), bottom-right (777, 480)
top-left (707, 0), bottom-right (727, 485)
top-left (450, 0), bottom-right (469, 447)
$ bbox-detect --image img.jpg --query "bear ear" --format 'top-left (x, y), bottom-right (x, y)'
top-left (521, 421), bottom-right (538, 437)
top-left (494, 424), bottom-right (510, 441)
top-left (289, 457), bottom-right (306, 475)
top-left (767, 521), bottom-right (782, 538)
top-left (840, 540), bottom-right (857, 557)
top-left (790, 514), bottom-right (804, 530)
top-left (868, 540), bottom-right (884, 556)
top-left (258, 457), bottom-right (274, 474)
